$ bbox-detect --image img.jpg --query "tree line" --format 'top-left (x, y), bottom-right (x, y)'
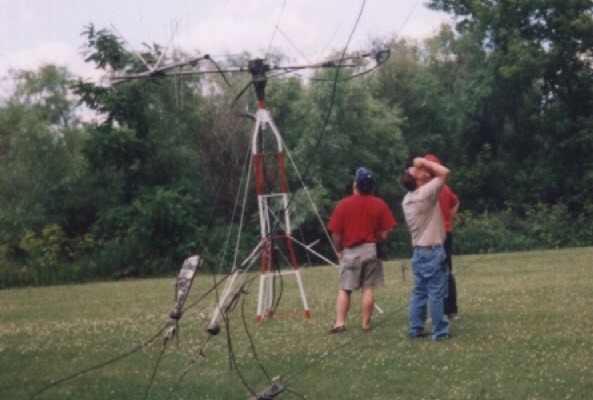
top-left (1, 0), bottom-right (592, 287)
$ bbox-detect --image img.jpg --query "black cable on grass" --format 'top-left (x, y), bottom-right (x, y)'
top-left (143, 343), bottom-right (167, 400)
top-left (168, 334), bottom-right (213, 397)
top-left (224, 300), bottom-right (258, 397)
top-left (29, 269), bottom-right (236, 400)
top-left (28, 323), bottom-right (169, 400)
top-left (240, 277), bottom-right (273, 382)
top-left (216, 275), bottom-right (283, 398)
top-left (167, 280), bottom-right (261, 398)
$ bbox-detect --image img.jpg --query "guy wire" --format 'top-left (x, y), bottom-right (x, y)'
top-left (265, 0), bottom-right (290, 59)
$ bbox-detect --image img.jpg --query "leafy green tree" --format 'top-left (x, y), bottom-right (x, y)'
top-left (427, 0), bottom-right (593, 209)
top-left (371, 30), bottom-right (507, 210)
top-left (73, 25), bottom-right (245, 276)
top-left (0, 65), bottom-right (96, 285)
top-left (0, 66), bottom-right (89, 243)
top-left (91, 186), bottom-right (205, 278)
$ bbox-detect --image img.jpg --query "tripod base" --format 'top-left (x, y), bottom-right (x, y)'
top-left (256, 269), bottom-right (311, 323)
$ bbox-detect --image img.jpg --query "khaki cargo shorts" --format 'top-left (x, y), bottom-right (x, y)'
top-left (339, 243), bottom-right (384, 291)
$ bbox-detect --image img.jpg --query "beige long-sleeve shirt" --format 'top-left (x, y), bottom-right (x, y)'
top-left (402, 177), bottom-right (446, 247)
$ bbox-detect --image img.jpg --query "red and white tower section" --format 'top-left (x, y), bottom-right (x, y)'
top-left (249, 59), bottom-right (311, 322)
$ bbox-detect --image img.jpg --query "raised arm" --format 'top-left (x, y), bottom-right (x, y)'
top-left (413, 157), bottom-right (450, 181)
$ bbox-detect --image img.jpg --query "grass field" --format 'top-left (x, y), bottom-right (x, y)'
top-left (1, 247), bottom-right (592, 400)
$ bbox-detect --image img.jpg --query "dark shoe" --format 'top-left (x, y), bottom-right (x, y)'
top-left (434, 333), bottom-right (454, 341)
top-left (410, 332), bottom-right (430, 339)
top-left (448, 313), bottom-right (460, 320)
top-left (328, 325), bottom-right (346, 334)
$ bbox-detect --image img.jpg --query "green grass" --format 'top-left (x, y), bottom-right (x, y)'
top-left (2, 247), bottom-right (592, 399)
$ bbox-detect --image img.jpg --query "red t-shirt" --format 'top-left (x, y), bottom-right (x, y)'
top-left (328, 194), bottom-right (397, 247)
top-left (439, 184), bottom-right (459, 232)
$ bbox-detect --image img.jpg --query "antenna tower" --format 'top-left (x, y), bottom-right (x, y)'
top-left (248, 58), bottom-right (311, 322)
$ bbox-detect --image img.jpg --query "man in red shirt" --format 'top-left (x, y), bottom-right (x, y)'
top-left (425, 154), bottom-right (460, 319)
top-left (327, 167), bottom-right (397, 333)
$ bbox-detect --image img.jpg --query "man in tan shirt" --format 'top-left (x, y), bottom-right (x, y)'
top-left (401, 157), bottom-right (452, 340)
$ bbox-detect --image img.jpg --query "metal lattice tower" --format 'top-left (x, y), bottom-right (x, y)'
top-left (248, 59), bottom-right (311, 322)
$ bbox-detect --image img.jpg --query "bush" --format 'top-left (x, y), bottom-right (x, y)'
top-left (0, 225), bottom-right (99, 287)
top-left (453, 202), bottom-right (593, 255)
top-left (17, 224), bottom-right (70, 285)
top-left (3, 200), bottom-right (591, 288)
top-left (454, 210), bottom-right (518, 254)
top-left (90, 187), bottom-right (209, 279)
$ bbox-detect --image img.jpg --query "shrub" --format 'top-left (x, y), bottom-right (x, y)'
top-left (453, 202), bottom-right (593, 255)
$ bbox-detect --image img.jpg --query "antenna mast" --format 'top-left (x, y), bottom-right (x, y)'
top-left (247, 58), bottom-right (311, 322)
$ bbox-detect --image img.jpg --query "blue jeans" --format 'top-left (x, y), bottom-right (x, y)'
top-left (408, 246), bottom-right (449, 340)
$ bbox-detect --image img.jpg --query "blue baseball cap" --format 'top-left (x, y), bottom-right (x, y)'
top-left (355, 167), bottom-right (375, 194)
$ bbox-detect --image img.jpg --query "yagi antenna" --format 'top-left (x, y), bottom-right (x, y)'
top-left (110, 24), bottom-right (153, 72)
top-left (109, 50), bottom-right (390, 84)
top-left (153, 20), bottom-right (180, 71)
top-left (109, 20), bottom-right (182, 79)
